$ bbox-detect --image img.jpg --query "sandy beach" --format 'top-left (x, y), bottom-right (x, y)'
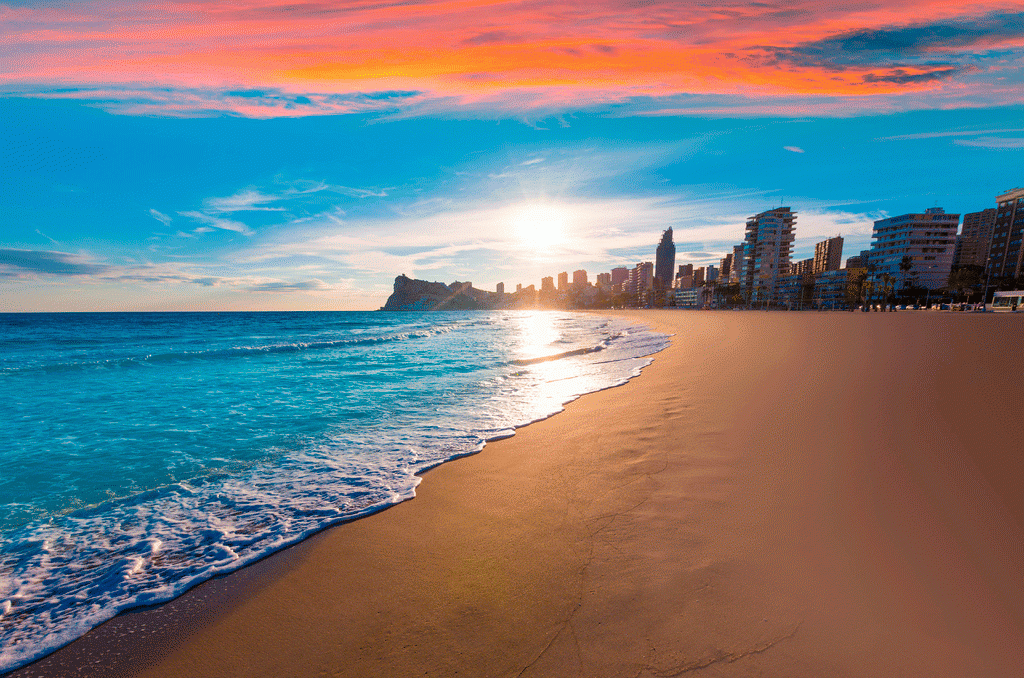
top-left (13, 310), bottom-right (1024, 678)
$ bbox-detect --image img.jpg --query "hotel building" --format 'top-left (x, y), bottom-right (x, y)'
top-left (739, 207), bottom-right (796, 301)
top-left (954, 208), bottom-right (996, 269)
top-left (987, 188), bottom-right (1024, 278)
top-left (813, 236), bottom-right (844, 274)
top-left (869, 207), bottom-right (959, 290)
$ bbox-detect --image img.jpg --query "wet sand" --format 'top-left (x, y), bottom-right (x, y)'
top-left (14, 311), bottom-right (1024, 678)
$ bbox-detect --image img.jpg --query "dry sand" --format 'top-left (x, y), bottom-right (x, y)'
top-left (14, 310), bottom-right (1024, 678)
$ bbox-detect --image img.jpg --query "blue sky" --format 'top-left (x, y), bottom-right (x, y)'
top-left (2, 95), bottom-right (1023, 310)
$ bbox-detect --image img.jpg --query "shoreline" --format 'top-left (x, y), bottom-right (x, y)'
top-left (11, 310), bottom-right (1024, 677)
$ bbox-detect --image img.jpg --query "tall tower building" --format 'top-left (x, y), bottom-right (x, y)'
top-left (572, 269), bottom-right (588, 287)
top-left (987, 188), bottom-right (1024, 278)
top-left (870, 207), bottom-right (959, 290)
top-left (557, 271), bottom-right (569, 292)
top-left (540, 277), bottom-right (554, 294)
top-left (655, 228), bottom-right (676, 289)
top-left (496, 282), bottom-right (504, 295)
top-left (955, 208), bottom-right (996, 269)
top-left (813, 236), bottom-right (844, 274)
top-left (611, 267), bottom-right (629, 287)
top-left (740, 207), bottom-right (796, 301)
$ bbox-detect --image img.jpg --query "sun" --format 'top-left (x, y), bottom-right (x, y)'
top-left (510, 204), bottom-right (569, 252)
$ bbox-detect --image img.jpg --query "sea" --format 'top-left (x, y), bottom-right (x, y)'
top-left (0, 310), bottom-right (668, 673)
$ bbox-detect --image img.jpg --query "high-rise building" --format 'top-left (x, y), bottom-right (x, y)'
top-left (706, 265), bottom-right (719, 283)
top-left (596, 272), bottom-right (611, 287)
top-left (496, 282), bottom-right (504, 295)
top-left (729, 244), bottom-right (745, 284)
top-left (869, 207), bottom-right (959, 290)
top-left (557, 271), bottom-right (568, 292)
top-left (954, 208), bottom-right (996, 269)
top-left (719, 253), bottom-right (733, 278)
top-left (540, 277), bottom-right (554, 294)
top-left (987, 188), bottom-right (1024, 278)
top-left (572, 269), bottom-right (588, 287)
top-left (611, 267), bottom-right (629, 286)
top-left (813, 236), bottom-right (844, 274)
top-left (655, 228), bottom-right (676, 289)
top-left (693, 267), bottom-right (705, 285)
top-left (845, 255), bottom-right (864, 269)
top-left (740, 207), bottom-right (796, 301)
top-left (631, 261), bottom-right (654, 305)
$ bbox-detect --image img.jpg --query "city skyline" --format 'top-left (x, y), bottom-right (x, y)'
top-left (3, 3), bottom-right (1024, 311)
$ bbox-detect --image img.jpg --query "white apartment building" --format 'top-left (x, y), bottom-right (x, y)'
top-left (869, 207), bottom-right (959, 290)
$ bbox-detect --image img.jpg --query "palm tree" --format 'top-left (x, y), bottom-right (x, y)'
top-left (899, 256), bottom-right (913, 302)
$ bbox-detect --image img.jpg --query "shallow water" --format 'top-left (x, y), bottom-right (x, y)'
top-left (0, 310), bottom-right (667, 672)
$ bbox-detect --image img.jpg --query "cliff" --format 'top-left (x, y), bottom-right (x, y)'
top-left (381, 275), bottom-right (494, 310)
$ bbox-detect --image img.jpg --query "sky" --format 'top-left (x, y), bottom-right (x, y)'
top-left (2, 1), bottom-right (1023, 311)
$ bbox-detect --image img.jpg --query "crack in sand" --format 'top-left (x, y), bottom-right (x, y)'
top-left (648, 622), bottom-right (802, 677)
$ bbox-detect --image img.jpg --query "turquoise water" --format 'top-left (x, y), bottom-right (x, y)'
top-left (0, 310), bottom-right (667, 672)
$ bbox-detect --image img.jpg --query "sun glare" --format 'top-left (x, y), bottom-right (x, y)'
top-left (511, 204), bottom-right (569, 252)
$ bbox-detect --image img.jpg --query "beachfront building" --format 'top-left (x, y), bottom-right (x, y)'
top-left (814, 268), bottom-right (865, 310)
top-left (596, 272), bottom-right (611, 288)
top-left (776, 272), bottom-right (814, 309)
top-left (739, 207), bottom-right (796, 303)
top-left (813, 236), bottom-right (844, 274)
top-left (987, 188), bottom-right (1024, 279)
top-left (954, 208), bottom-right (996, 269)
top-left (572, 269), bottom-right (588, 287)
top-left (869, 207), bottom-right (959, 290)
top-left (706, 265), bottom-right (719, 283)
top-left (655, 228), bottom-right (676, 289)
top-left (674, 286), bottom-right (707, 308)
top-left (611, 267), bottom-right (629, 287)
top-left (630, 261), bottom-right (654, 305)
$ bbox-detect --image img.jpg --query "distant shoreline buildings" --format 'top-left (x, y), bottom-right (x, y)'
top-left (383, 186), bottom-right (1024, 311)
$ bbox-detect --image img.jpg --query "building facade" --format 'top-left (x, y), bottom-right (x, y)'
top-left (572, 269), bottom-right (588, 287)
top-left (813, 236), bottom-right (844, 274)
top-left (813, 268), bottom-right (865, 310)
top-left (869, 207), bottom-right (959, 290)
top-left (954, 208), bottom-right (996, 269)
top-left (740, 207), bottom-right (796, 302)
top-left (987, 188), bottom-right (1024, 279)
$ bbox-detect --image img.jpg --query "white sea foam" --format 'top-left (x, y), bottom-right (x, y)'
top-left (0, 311), bottom-right (667, 673)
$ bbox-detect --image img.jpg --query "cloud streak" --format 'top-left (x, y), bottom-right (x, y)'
top-left (3, 2), bottom-right (1022, 116)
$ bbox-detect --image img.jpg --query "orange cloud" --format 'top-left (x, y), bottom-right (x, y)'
top-left (3, 0), bottom-right (1023, 115)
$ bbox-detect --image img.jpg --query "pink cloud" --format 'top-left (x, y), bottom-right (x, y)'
top-left (3, 1), bottom-right (1023, 116)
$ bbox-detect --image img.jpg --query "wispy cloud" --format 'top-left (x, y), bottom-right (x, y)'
top-left (35, 230), bottom-right (60, 246)
top-left (953, 136), bottom-right (1024, 148)
top-left (149, 208), bottom-right (173, 226)
top-left (248, 279), bottom-right (332, 292)
top-left (784, 146), bottom-right (805, 153)
top-left (178, 211), bottom-right (254, 236)
top-left (877, 127), bottom-right (1024, 140)
top-left (0, 249), bottom-right (111, 276)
